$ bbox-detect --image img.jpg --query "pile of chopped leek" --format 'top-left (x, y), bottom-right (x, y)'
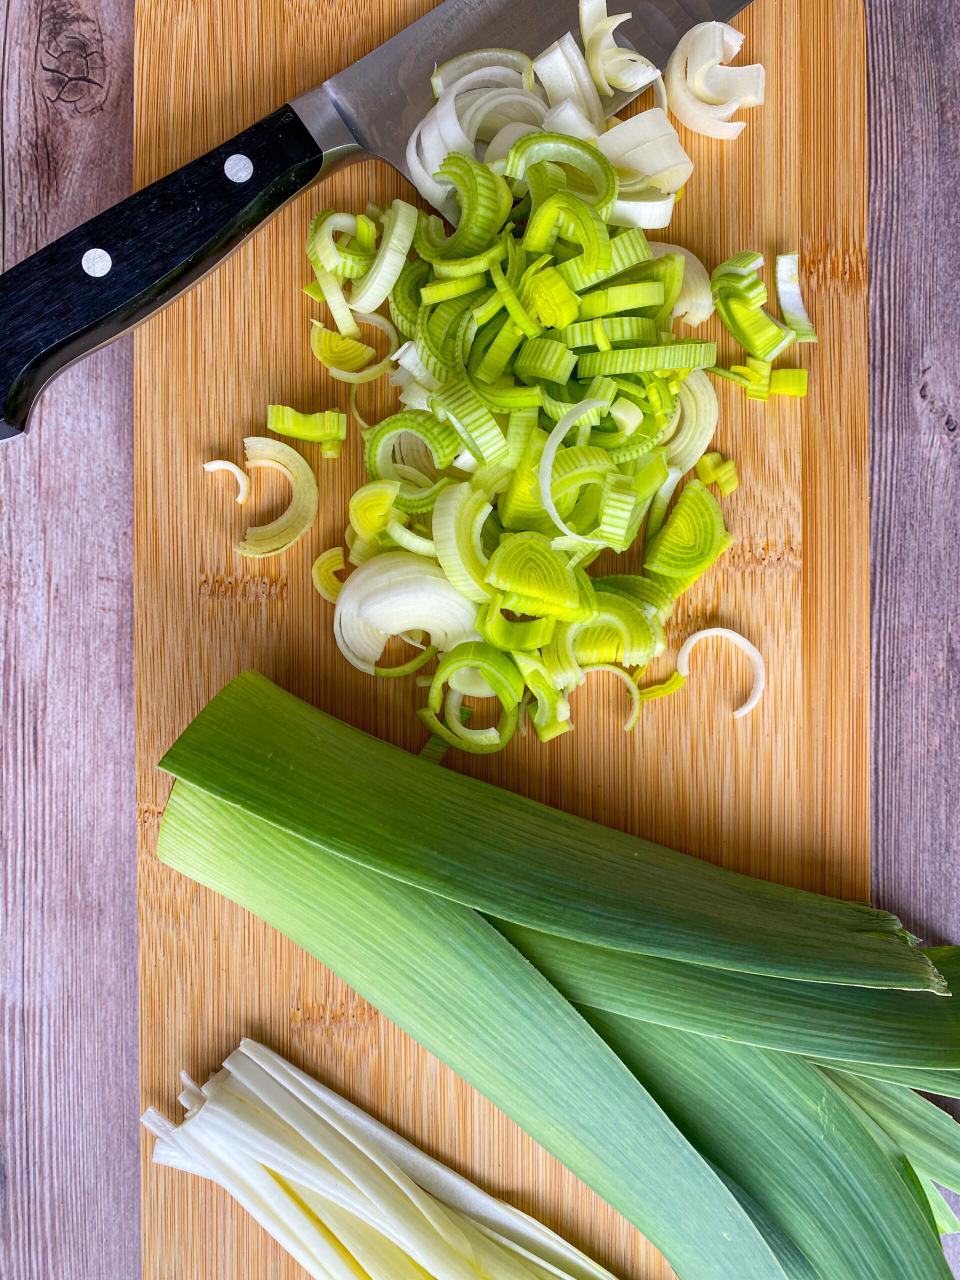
top-left (156, 672), bottom-right (960, 1280)
top-left (202, 10), bottom-right (814, 755)
top-left (144, 1039), bottom-right (624, 1280)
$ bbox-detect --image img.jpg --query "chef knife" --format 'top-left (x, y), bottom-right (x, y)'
top-left (0, 0), bottom-right (740, 438)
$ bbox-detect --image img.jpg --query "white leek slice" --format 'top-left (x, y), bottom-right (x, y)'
top-left (677, 626), bottom-right (765, 719)
top-left (608, 191), bottom-right (675, 228)
top-left (334, 551), bottom-right (478, 673)
top-left (579, 0), bottom-right (661, 98)
top-left (665, 21), bottom-right (765, 141)
top-left (484, 120), bottom-right (540, 164)
top-left (202, 459), bottom-right (250, 505)
top-left (432, 48), bottom-right (536, 96)
top-left (775, 252), bottom-right (818, 343)
top-left (349, 200), bottom-right (418, 312)
top-left (648, 241), bottom-right (715, 326)
top-left (311, 266), bottom-right (361, 338)
top-left (235, 437), bottom-right (318, 559)
top-left (597, 110), bottom-right (692, 194)
top-left (543, 99), bottom-right (598, 141)
top-left (533, 32), bottom-right (605, 133)
top-left (666, 370), bottom-right (718, 473)
top-left (582, 662), bottom-right (641, 731)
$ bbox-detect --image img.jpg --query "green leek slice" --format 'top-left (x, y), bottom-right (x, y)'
top-left (644, 478), bottom-right (732, 578)
top-left (235, 438), bottom-right (319, 559)
top-left (311, 547), bottom-right (346, 603)
top-left (267, 405), bottom-right (347, 458)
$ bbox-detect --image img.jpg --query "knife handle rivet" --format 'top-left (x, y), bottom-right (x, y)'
top-left (81, 248), bottom-right (112, 278)
top-left (224, 153), bottom-right (254, 184)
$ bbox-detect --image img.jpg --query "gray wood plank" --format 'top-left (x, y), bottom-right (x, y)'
top-left (868, 2), bottom-right (960, 1269)
top-left (0, 2), bottom-right (139, 1278)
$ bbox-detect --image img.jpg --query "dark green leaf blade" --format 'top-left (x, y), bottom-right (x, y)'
top-left (159, 672), bottom-right (944, 991)
top-left (587, 1010), bottom-right (953, 1280)
top-left (497, 921), bottom-right (960, 1067)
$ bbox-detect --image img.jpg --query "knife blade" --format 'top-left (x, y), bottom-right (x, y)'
top-left (0, 0), bottom-right (745, 439)
top-left (309, 0), bottom-right (740, 177)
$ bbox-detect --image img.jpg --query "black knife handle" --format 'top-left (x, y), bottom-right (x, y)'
top-left (0, 99), bottom-right (360, 439)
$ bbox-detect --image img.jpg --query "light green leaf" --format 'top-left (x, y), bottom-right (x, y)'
top-left (158, 780), bottom-right (788, 1280)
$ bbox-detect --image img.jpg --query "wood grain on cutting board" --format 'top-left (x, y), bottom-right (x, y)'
top-left (134, 0), bottom-right (867, 1275)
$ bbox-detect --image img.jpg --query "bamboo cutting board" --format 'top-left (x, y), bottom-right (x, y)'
top-left (134, 1), bottom-right (867, 1276)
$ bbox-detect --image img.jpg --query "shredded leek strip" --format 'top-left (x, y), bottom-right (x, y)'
top-left (581, 663), bottom-right (642, 732)
top-left (236, 437), bottom-right (319, 559)
top-left (202, 459), bottom-right (250, 505)
top-left (311, 547), bottom-right (346, 603)
top-left (677, 626), bottom-right (765, 719)
top-left (636, 670), bottom-right (687, 701)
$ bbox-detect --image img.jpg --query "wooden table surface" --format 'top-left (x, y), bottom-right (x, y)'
top-left (0, 1), bottom-right (957, 1277)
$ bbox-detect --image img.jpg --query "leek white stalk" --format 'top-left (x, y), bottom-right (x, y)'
top-left (144, 1040), bottom-right (621, 1280)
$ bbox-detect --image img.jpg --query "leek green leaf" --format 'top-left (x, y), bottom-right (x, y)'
top-left (588, 1010), bottom-right (954, 1280)
top-left (824, 1071), bottom-right (960, 1196)
top-left (160, 674), bottom-right (944, 991)
top-left (498, 923), bottom-right (960, 1068)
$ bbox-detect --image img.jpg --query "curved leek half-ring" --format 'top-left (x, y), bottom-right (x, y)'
top-left (677, 625), bottom-right (765, 719)
top-left (202, 459), bottom-right (250, 505)
top-left (333, 551), bottom-right (479, 674)
top-left (235, 437), bottom-right (319, 559)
